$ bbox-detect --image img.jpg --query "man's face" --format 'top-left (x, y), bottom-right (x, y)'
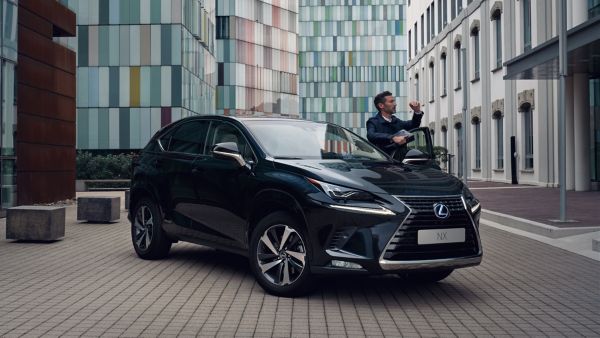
top-left (380, 95), bottom-right (396, 114)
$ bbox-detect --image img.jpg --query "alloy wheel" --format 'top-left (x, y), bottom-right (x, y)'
top-left (133, 205), bottom-right (154, 250)
top-left (256, 224), bottom-right (306, 286)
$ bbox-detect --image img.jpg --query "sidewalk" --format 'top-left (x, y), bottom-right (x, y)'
top-left (469, 181), bottom-right (600, 228)
top-left (468, 181), bottom-right (600, 258)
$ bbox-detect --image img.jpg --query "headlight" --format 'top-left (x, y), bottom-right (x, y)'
top-left (462, 185), bottom-right (481, 214)
top-left (307, 178), bottom-right (375, 201)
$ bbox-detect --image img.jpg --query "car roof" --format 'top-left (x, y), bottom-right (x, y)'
top-left (180, 115), bottom-right (329, 125)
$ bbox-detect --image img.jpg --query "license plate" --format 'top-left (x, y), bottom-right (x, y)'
top-left (418, 228), bottom-right (465, 245)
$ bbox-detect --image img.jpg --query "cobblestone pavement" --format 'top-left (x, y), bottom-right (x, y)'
top-left (0, 205), bottom-right (599, 337)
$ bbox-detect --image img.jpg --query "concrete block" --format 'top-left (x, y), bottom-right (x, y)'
top-left (77, 197), bottom-right (120, 222)
top-left (593, 238), bottom-right (600, 253)
top-left (125, 190), bottom-right (130, 210)
top-left (6, 206), bottom-right (66, 241)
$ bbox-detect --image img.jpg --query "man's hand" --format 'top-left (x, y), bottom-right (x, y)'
top-left (392, 135), bottom-right (407, 145)
top-left (409, 101), bottom-right (422, 113)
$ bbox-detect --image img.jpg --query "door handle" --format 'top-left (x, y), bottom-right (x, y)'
top-left (191, 166), bottom-right (204, 174)
top-left (153, 159), bottom-right (164, 169)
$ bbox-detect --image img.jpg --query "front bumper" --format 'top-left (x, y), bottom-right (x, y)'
top-left (304, 194), bottom-right (483, 275)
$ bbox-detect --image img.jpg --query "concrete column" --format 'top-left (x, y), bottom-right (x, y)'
top-left (566, 77), bottom-right (575, 190)
top-left (572, 0), bottom-right (589, 27)
top-left (573, 73), bottom-right (591, 191)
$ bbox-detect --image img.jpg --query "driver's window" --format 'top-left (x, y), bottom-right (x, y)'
top-left (406, 129), bottom-right (431, 157)
top-left (209, 122), bottom-right (254, 161)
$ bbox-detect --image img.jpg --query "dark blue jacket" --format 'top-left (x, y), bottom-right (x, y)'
top-left (366, 112), bottom-right (424, 155)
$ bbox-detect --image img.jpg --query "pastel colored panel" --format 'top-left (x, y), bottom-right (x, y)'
top-left (130, 67), bottom-right (141, 107)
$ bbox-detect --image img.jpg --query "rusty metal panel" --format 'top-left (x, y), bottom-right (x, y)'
top-left (16, 1), bottom-right (77, 206)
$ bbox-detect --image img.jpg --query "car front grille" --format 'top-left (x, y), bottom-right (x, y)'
top-left (382, 195), bottom-right (480, 261)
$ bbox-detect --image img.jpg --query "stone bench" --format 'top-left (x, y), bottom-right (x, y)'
top-left (77, 197), bottom-right (120, 222)
top-left (6, 206), bottom-right (66, 241)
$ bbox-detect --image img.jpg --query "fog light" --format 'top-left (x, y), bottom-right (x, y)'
top-left (331, 260), bottom-right (362, 269)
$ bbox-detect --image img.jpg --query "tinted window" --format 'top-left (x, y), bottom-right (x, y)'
top-left (168, 120), bottom-right (210, 155)
top-left (209, 122), bottom-right (254, 161)
top-left (244, 120), bottom-right (389, 162)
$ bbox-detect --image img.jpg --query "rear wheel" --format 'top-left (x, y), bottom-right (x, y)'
top-left (249, 212), bottom-right (315, 297)
top-left (131, 198), bottom-right (171, 259)
top-left (398, 269), bottom-right (453, 283)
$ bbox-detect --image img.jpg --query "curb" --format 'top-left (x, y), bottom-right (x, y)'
top-left (480, 209), bottom-right (600, 239)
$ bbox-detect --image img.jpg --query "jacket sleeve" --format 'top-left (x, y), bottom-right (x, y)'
top-left (366, 119), bottom-right (393, 144)
top-left (398, 112), bottom-right (424, 130)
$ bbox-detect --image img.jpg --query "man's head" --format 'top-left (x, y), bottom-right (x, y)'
top-left (374, 91), bottom-right (396, 115)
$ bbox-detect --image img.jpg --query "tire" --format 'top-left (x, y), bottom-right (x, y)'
top-left (249, 212), bottom-right (315, 297)
top-left (398, 269), bottom-right (453, 283)
top-left (131, 197), bottom-right (171, 260)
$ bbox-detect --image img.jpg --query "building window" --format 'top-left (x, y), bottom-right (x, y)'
top-left (472, 117), bottom-right (481, 169)
top-left (443, 0), bottom-right (448, 27)
top-left (429, 62), bottom-right (435, 102)
top-left (414, 23), bottom-right (418, 53)
top-left (493, 12), bottom-right (502, 69)
top-left (471, 27), bottom-right (480, 80)
top-left (438, 0), bottom-right (443, 32)
top-left (216, 16), bottom-right (229, 39)
top-left (451, 0), bottom-right (457, 20)
top-left (431, 2), bottom-right (436, 39)
top-left (421, 14), bottom-right (425, 48)
top-left (523, 0), bottom-right (532, 52)
top-left (415, 74), bottom-right (420, 102)
top-left (523, 105), bottom-right (534, 169)
top-left (458, 0), bottom-right (463, 13)
top-left (442, 126), bottom-right (448, 149)
top-left (427, 7), bottom-right (431, 44)
top-left (441, 53), bottom-right (447, 96)
top-left (455, 41), bottom-right (461, 89)
top-left (409, 30), bottom-right (412, 59)
top-left (456, 122), bottom-right (463, 177)
top-left (591, 0), bottom-right (600, 18)
top-left (493, 111), bottom-right (504, 169)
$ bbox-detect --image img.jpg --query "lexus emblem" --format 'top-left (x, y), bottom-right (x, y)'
top-left (433, 203), bottom-right (450, 219)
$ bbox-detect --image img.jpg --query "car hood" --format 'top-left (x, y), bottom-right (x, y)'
top-left (272, 159), bottom-right (464, 196)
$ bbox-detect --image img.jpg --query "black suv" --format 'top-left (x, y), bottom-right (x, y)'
top-left (129, 116), bottom-right (482, 296)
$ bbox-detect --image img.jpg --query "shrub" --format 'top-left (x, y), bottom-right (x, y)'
top-left (433, 146), bottom-right (449, 166)
top-left (76, 151), bottom-right (135, 180)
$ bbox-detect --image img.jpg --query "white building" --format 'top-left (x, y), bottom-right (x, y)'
top-left (406, 0), bottom-right (600, 191)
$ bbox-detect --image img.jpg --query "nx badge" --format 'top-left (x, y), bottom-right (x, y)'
top-left (433, 203), bottom-right (450, 219)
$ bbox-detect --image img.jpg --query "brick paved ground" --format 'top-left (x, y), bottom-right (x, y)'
top-left (0, 204), bottom-right (599, 337)
top-left (466, 181), bottom-right (600, 227)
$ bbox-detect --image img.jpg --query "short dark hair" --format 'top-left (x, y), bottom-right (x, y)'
top-left (374, 91), bottom-right (393, 112)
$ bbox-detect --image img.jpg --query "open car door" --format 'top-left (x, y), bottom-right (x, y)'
top-left (392, 127), bottom-right (440, 169)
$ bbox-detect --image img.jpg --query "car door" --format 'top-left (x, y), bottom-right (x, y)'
top-left (158, 119), bottom-right (211, 239)
top-left (186, 120), bottom-right (258, 249)
top-left (403, 127), bottom-right (440, 169)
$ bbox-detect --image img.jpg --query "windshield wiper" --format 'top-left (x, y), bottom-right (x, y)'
top-left (273, 156), bottom-right (303, 160)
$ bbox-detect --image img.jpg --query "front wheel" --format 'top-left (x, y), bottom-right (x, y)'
top-left (131, 197), bottom-right (171, 259)
top-left (397, 269), bottom-right (454, 283)
top-left (249, 212), bottom-right (315, 297)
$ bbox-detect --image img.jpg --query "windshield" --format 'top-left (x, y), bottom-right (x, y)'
top-left (244, 120), bottom-right (390, 161)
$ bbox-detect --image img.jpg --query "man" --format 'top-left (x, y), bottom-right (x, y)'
top-left (366, 91), bottom-right (424, 157)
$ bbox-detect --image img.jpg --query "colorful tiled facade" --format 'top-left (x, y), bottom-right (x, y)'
top-left (58, 0), bottom-right (217, 150)
top-left (299, 0), bottom-right (409, 136)
top-left (216, 0), bottom-right (299, 117)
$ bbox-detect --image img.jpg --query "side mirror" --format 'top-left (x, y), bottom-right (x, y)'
top-left (402, 148), bottom-right (430, 165)
top-left (212, 142), bottom-right (246, 167)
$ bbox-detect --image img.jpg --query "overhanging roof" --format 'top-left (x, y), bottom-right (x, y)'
top-left (504, 16), bottom-right (600, 80)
